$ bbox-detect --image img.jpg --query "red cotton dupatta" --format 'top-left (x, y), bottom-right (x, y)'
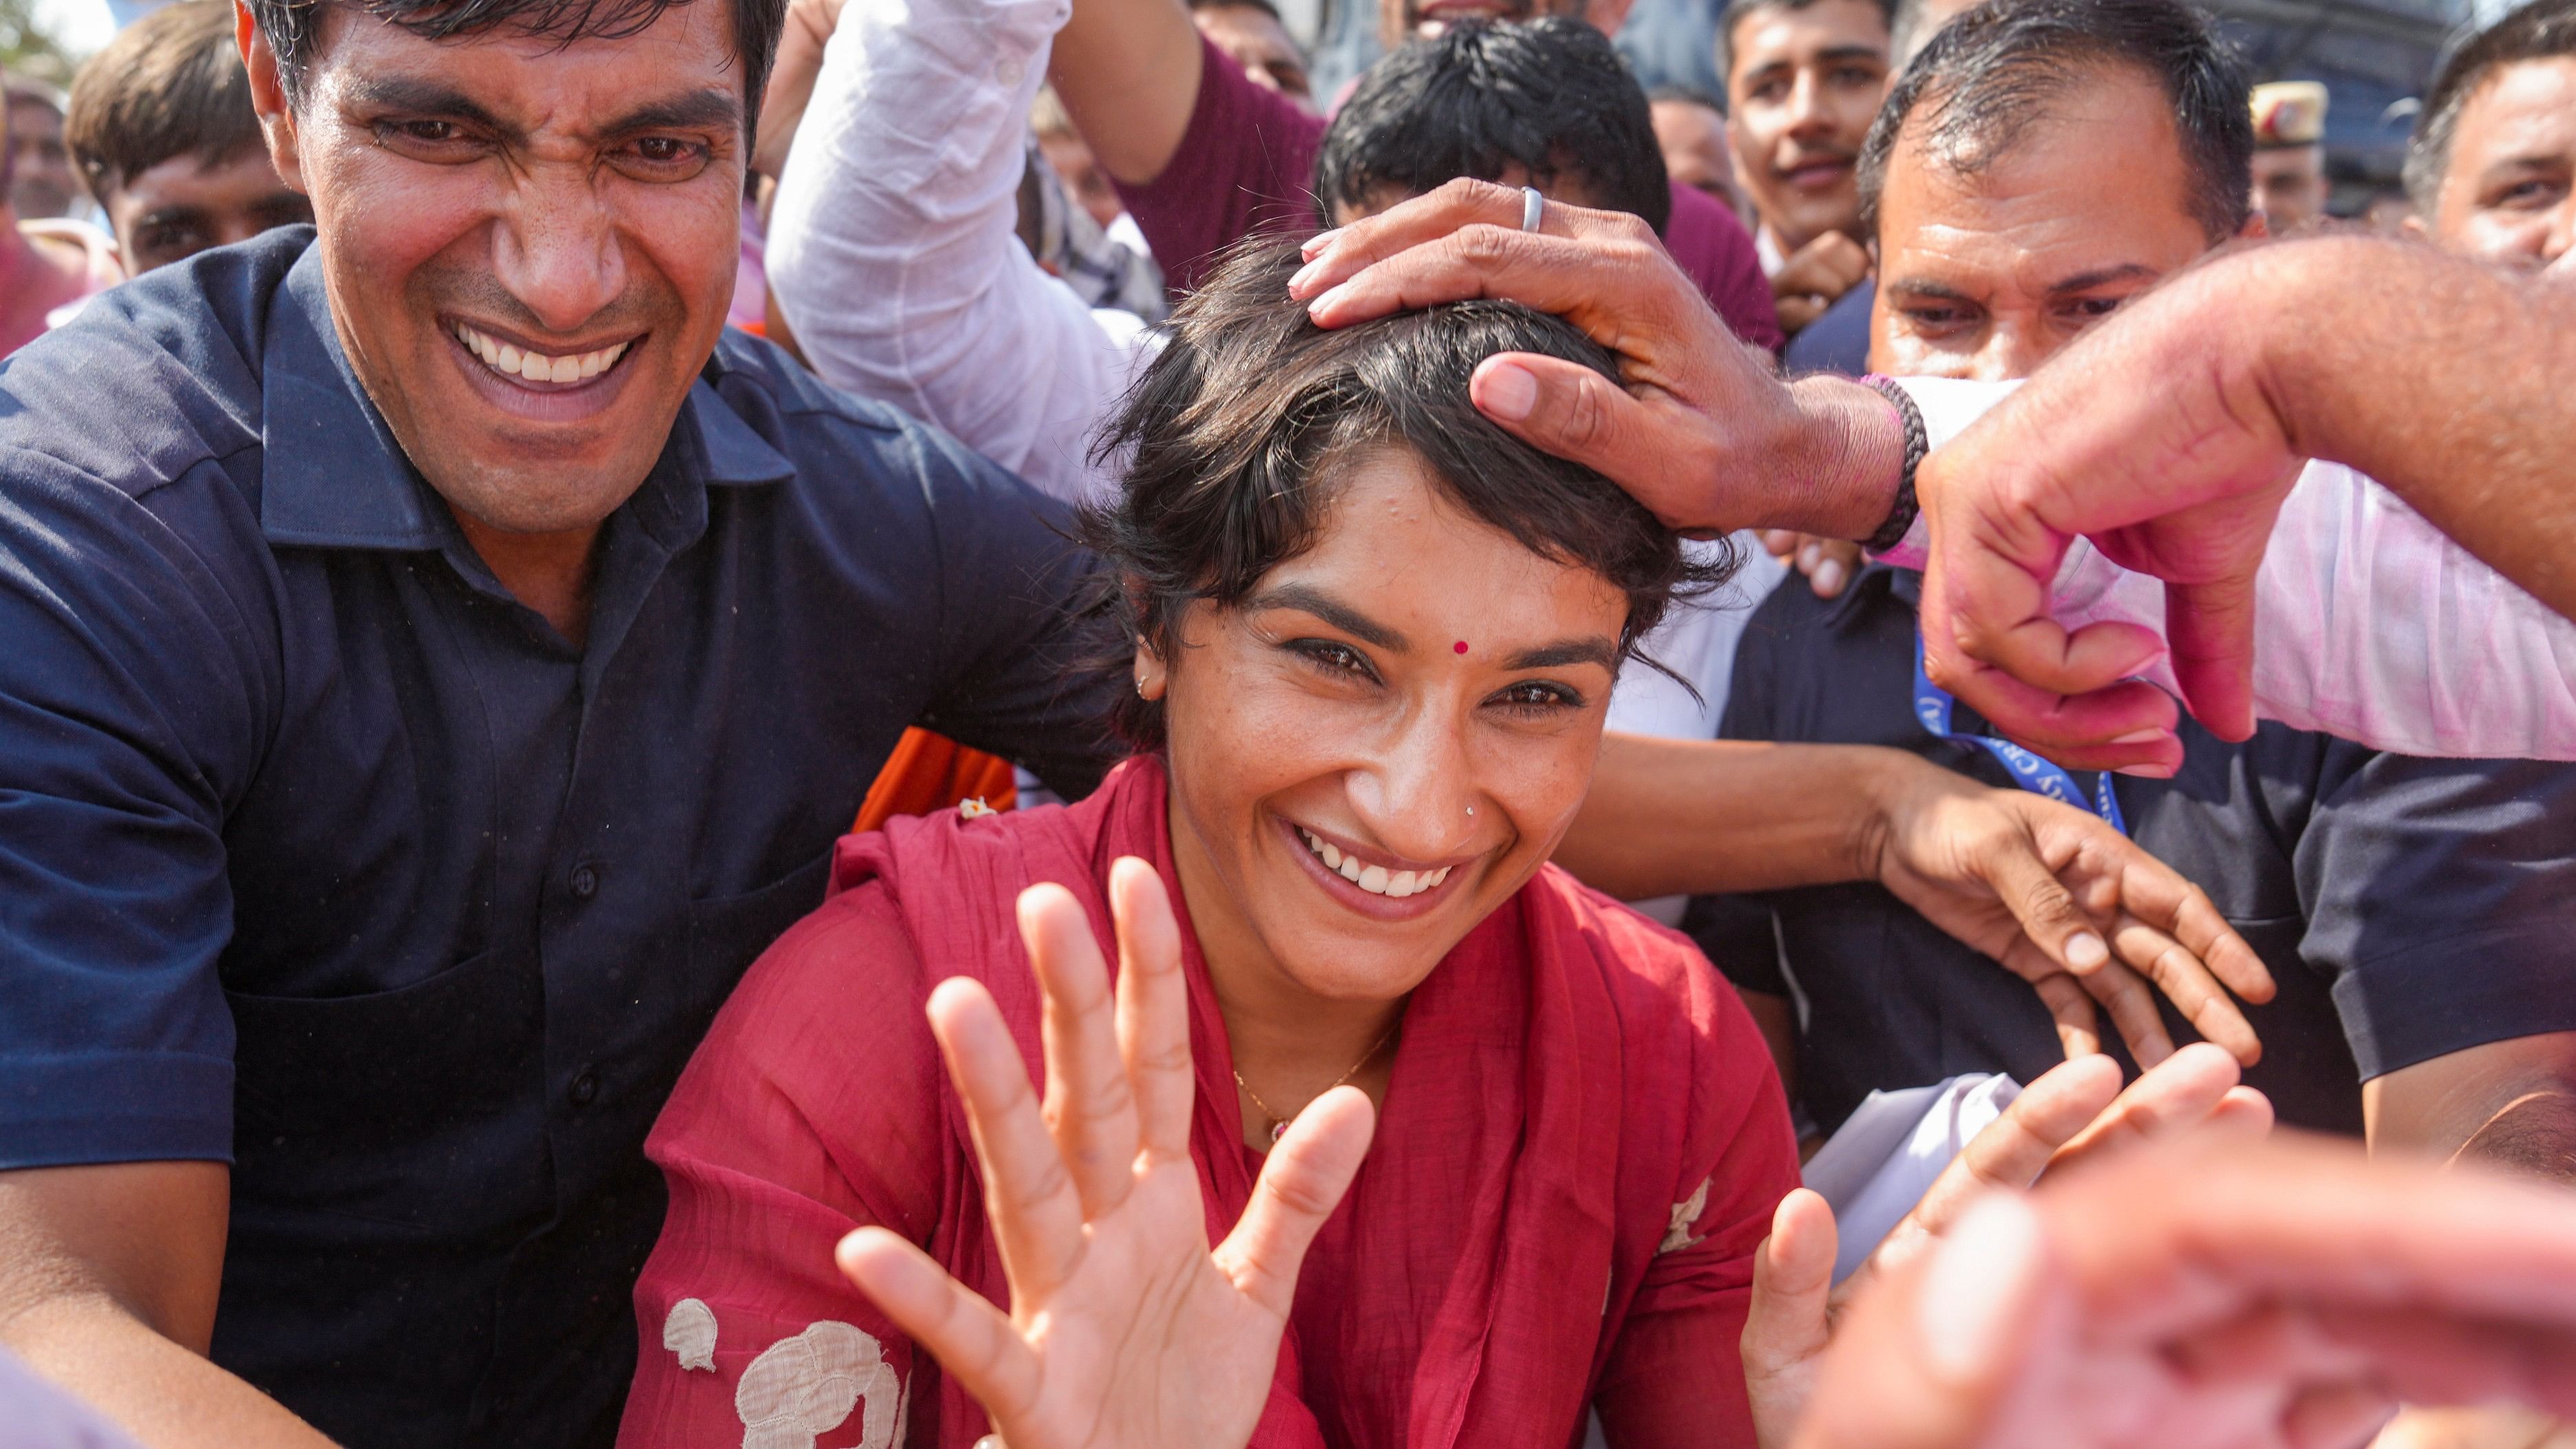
top-left (831, 755), bottom-right (1772, 1449)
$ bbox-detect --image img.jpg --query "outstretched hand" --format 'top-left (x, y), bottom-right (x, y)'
top-left (1742, 1045), bottom-right (2272, 1447)
top-left (835, 858), bottom-right (1375, 1449)
top-left (1868, 755), bottom-right (2275, 1068)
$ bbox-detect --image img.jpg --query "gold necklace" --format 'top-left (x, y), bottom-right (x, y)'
top-left (1233, 1021), bottom-right (1402, 1145)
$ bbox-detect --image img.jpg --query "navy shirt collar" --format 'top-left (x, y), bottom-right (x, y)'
top-left (256, 240), bottom-right (793, 554)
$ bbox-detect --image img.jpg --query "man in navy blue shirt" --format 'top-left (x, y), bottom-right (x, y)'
top-left (0, 0), bottom-right (1118, 1442)
top-left (1701, 0), bottom-right (2576, 1163)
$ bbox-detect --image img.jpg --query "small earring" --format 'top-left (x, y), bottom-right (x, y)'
top-left (1136, 678), bottom-right (1148, 698)
top-left (1466, 805), bottom-right (1476, 817)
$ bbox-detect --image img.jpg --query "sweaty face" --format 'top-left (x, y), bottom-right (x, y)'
top-left (105, 147), bottom-right (314, 274)
top-left (1156, 447), bottom-right (1626, 1008)
top-left (2429, 56), bottom-right (2576, 272)
top-left (2249, 143), bottom-right (2326, 233)
top-left (259, 4), bottom-right (745, 539)
top-left (1194, 3), bottom-right (1313, 108)
top-left (1726, 0), bottom-right (1890, 255)
top-left (1871, 67), bottom-right (2224, 382)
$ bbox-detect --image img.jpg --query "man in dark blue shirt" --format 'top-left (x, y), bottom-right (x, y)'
top-left (1699, 0), bottom-right (2576, 1165)
top-left (0, 0), bottom-right (1116, 1437)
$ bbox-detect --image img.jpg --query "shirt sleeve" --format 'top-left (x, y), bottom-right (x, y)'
top-left (0, 447), bottom-right (274, 1170)
top-left (899, 424), bottom-right (1125, 798)
top-left (1878, 377), bottom-right (2576, 760)
top-left (1591, 971), bottom-right (1799, 1447)
top-left (619, 884), bottom-right (942, 1449)
top-left (764, 0), bottom-right (1143, 505)
top-left (1659, 182), bottom-right (1785, 353)
top-left (1111, 32), bottom-right (1328, 296)
top-left (2295, 748), bottom-right (2576, 1080)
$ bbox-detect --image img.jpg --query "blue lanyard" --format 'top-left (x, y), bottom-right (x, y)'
top-left (1913, 626), bottom-right (2126, 835)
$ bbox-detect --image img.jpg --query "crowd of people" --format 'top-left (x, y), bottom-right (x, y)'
top-left (3, 0), bottom-right (2576, 1445)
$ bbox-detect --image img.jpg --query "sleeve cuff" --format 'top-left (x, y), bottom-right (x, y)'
top-left (2330, 923), bottom-right (2576, 1081)
top-left (0, 1050), bottom-right (234, 1170)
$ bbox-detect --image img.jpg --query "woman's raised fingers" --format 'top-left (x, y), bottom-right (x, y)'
top-left (1107, 858), bottom-right (1196, 1160)
top-left (1215, 1084), bottom-right (1376, 1321)
top-left (836, 1226), bottom-right (1043, 1428)
top-left (926, 975), bottom-right (1086, 1302)
top-left (1021, 881), bottom-right (1139, 1219)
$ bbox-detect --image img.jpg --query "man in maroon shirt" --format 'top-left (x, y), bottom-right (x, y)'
top-left (1049, 0), bottom-right (1785, 348)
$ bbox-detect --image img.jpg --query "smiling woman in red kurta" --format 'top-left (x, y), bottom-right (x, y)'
top-left (617, 244), bottom-right (1796, 1448)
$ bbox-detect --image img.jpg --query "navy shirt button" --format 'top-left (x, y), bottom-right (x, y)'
top-left (569, 863), bottom-right (599, 900)
top-left (569, 1070), bottom-right (599, 1106)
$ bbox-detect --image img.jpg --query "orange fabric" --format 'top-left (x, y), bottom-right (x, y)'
top-left (852, 728), bottom-right (1017, 834)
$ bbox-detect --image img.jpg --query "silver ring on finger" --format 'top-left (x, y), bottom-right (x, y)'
top-left (1520, 184), bottom-right (1546, 233)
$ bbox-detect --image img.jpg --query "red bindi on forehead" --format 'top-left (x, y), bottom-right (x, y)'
top-left (1454, 640), bottom-right (1469, 654)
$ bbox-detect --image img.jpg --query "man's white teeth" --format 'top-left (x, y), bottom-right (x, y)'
top-left (1299, 829), bottom-right (1453, 898)
top-left (453, 322), bottom-right (629, 385)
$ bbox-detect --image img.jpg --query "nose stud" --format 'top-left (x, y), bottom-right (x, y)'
top-left (1466, 805), bottom-right (1475, 817)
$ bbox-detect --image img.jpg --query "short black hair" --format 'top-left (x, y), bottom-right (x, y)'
top-left (2406, 0), bottom-right (2576, 213)
top-left (1083, 240), bottom-right (1729, 750)
top-left (1857, 0), bottom-right (2252, 243)
top-left (1721, 0), bottom-right (1897, 84)
top-left (242, 0), bottom-right (785, 138)
top-left (66, 1), bottom-right (263, 197)
top-left (1314, 19), bottom-right (1670, 233)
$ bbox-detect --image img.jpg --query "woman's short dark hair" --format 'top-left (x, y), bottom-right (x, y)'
top-left (1083, 241), bottom-right (1731, 749)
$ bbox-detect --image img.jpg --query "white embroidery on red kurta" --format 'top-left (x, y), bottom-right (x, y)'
top-left (736, 1320), bottom-right (903, 1449)
top-left (664, 1298), bottom-right (719, 1373)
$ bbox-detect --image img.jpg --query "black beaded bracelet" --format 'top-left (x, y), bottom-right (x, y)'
top-left (1858, 374), bottom-right (1929, 553)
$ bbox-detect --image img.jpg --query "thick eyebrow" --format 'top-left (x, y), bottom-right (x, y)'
top-left (1246, 583), bottom-right (1407, 651)
top-left (2477, 154), bottom-right (2574, 182)
top-left (1885, 276), bottom-right (1978, 302)
top-left (132, 204), bottom-right (211, 231)
top-left (602, 89), bottom-right (743, 138)
top-left (2046, 262), bottom-right (2158, 295)
top-left (339, 75), bottom-right (510, 133)
top-left (1499, 637), bottom-right (1621, 673)
top-left (1814, 43), bottom-right (1890, 65)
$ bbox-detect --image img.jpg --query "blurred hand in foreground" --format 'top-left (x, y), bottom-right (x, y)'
top-left (1743, 1045), bottom-right (2272, 1447)
top-left (1791, 1132), bottom-right (2576, 1449)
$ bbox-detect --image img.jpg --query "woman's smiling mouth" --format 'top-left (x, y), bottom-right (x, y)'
top-left (1299, 827), bottom-right (1453, 898)
top-left (1279, 817), bottom-right (1475, 918)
